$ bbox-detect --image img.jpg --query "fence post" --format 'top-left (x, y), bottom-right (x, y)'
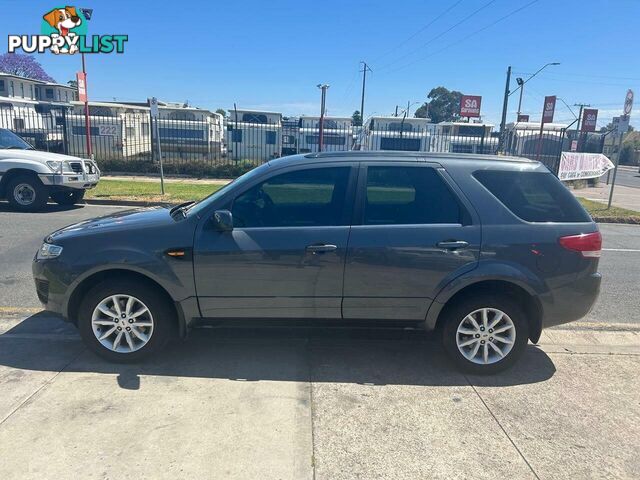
top-left (61, 107), bottom-right (69, 155)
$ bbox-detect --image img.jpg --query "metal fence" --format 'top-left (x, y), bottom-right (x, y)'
top-left (0, 106), bottom-right (606, 174)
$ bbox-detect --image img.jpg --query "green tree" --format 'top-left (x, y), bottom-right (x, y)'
top-left (352, 110), bottom-right (362, 126)
top-left (215, 108), bottom-right (226, 117)
top-left (414, 86), bottom-right (463, 123)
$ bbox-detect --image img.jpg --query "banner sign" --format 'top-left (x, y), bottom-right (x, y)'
top-left (624, 89), bottom-right (634, 115)
top-left (542, 95), bottom-right (556, 123)
top-left (581, 108), bottom-right (598, 132)
top-left (460, 95), bottom-right (482, 117)
top-left (558, 152), bottom-right (615, 181)
top-left (76, 72), bottom-right (87, 102)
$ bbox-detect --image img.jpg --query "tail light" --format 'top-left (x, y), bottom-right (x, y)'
top-left (559, 232), bottom-right (602, 258)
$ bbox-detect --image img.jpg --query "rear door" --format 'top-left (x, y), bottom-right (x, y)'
top-left (342, 162), bottom-right (480, 320)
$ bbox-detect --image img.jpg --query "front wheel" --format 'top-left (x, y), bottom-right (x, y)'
top-left (6, 175), bottom-right (48, 212)
top-left (78, 280), bottom-right (176, 363)
top-left (441, 295), bottom-right (529, 374)
top-left (51, 189), bottom-right (85, 205)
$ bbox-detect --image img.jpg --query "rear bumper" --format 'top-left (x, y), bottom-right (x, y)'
top-left (540, 272), bottom-right (601, 329)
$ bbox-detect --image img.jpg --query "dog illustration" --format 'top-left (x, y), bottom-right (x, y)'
top-left (42, 6), bottom-right (82, 54)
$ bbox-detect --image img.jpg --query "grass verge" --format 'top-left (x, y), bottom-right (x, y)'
top-left (578, 198), bottom-right (640, 224)
top-left (85, 179), bottom-right (224, 203)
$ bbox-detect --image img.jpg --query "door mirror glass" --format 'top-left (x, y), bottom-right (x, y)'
top-left (212, 210), bottom-right (233, 231)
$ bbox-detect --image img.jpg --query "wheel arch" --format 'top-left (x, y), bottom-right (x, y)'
top-left (0, 168), bottom-right (44, 197)
top-left (67, 268), bottom-right (188, 337)
top-left (428, 279), bottom-right (543, 343)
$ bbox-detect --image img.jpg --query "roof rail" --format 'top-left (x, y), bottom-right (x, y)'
top-left (304, 151), bottom-right (534, 163)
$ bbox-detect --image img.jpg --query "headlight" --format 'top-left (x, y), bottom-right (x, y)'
top-left (46, 161), bottom-right (73, 173)
top-left (37, 243), bottom-right (63, 260)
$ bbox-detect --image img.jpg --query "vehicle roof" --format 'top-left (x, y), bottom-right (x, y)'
top-left (268, 150), bottom-right (539, 168)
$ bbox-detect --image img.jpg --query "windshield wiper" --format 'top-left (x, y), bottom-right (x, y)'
top-left (169, 201), bottom-right (196, 217)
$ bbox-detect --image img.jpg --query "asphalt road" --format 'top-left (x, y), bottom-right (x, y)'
top-left (0, 202), bottom-right (638, 324)
top-left (607, 164), bottom-right (640, 189)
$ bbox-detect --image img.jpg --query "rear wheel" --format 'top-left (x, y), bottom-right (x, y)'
top-left (51, 189), bottom-right (85, 205)
top-left (441, 294), bottom-right (529, 374)
top-left (78, 280), bottom-right (176, 363)
top-left (6, 175), bottom-right (48, 212)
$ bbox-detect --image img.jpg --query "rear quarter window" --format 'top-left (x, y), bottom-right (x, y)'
top-left (473, 170), bottom-right (592, 223)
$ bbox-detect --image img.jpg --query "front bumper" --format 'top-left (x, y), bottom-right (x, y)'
top-left (38, 160), bottom-right (100, 190)
top-left (32, 257), bottom-right (71, 320)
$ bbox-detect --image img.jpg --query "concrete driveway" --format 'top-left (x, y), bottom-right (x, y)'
top-left (0, 314), bottom-right (638, 479)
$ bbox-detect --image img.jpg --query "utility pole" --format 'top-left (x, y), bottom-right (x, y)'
top-left (81, 53), bottom-right (92, 159)
top-left (394, 105), bottom-right (398, 117)
top-left (359, 62), bottom-right (371, 124)
top-left (498, 65), bottom-right (512, 153)
top-left (317, 84), bottom-right (329, 152)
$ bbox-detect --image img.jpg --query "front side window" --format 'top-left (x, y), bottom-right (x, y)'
top-left (232, 167), bottom-right (351, 228)
top-left (364, 166), bottom-right (462, 225)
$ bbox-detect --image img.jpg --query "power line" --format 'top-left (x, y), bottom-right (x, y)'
top-left (380, 0), bottom-right (539, 75)
top-left (372, 0), bottom-right (463, 63)
top-left (376, 0), bottom-right (497, 72)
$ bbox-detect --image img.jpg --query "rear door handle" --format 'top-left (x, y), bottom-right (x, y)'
top-left (436, 240), bottom-right (469, 250)
top-left (306, 244), bottom-right (338, 254)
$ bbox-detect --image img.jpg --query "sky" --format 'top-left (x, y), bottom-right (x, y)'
top-left (2, 0), bottom-right (639, 129)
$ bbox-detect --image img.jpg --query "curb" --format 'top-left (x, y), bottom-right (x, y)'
top-left (83, 199), bottom-right (175, 207)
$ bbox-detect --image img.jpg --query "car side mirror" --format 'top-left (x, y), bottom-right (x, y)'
top-left (213, 210), bottom-right (233, 231)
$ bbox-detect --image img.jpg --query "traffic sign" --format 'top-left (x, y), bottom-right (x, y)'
top-left (624, 89), bottom-right (633, 115)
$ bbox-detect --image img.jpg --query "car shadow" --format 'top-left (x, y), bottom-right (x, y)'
top-left (0, 201), bottom-right (85, 213)
top-left (0, 312), bottom-right (556, 390)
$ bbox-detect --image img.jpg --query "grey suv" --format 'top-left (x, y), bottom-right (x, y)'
top-left (32, 152), bottom-right (602, 373)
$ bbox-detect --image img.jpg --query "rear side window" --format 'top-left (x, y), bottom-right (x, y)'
top-left (364, 166), bottom-right (462, 225)
top-left (474, 170), bottom-right (591, 223)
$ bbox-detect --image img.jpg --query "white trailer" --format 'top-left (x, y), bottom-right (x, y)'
top-left (297, 116), bottom-right (353, 153)
top-left (226, 109), bottom-right (282, 162)
top-left (363, 117), bottom-right (435, 152)
top-left (432, 122), bottom-right (496, 154)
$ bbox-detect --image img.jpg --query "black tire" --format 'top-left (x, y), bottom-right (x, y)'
top-left (51, 189), bottom-right (85, 206)
top-left (441, 294), bottom-right (529, 375)
top-left (77, 280), bottom-right (176, 363)
top-left (6, 174), bottom-right (49, 212)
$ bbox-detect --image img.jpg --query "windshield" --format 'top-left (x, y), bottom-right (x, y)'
top-left (187, 162), bottom-right (271, 217)
top-left (0, 129), bottom-right (34, 150)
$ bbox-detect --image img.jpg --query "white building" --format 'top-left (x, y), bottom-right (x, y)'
top-left (0, 73), bottom-right (76, 151)
top-left (362, 116), bottom-right (435, 152)
top-left (226, 109), bottom-right (282, 162)
top-left (297, 116), bottom-right (353, 153)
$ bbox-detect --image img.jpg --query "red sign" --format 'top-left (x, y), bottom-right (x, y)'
top-left (76, 72), bottom-right (87, 102)
top-left (517, 114), bottom-right (529, 122)
top-left (581, 108), bottom-right (598, 132)
top-left (542, 95), bottom-right (556, 123)
top-left (460, 95), bottom-right (482, 117)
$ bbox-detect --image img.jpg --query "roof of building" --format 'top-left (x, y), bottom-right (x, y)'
top-left (0, 72), bottom-right (76, 90)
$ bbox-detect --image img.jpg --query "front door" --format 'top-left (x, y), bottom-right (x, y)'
top-left (193, 163), bottom-right (356, 319)
top-left (343, 162), bottom-right (480, 320)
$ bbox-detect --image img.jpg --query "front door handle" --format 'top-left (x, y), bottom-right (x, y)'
top-left (436, 240), bottom-right (469, 250)
top-left (306, 244), bottom-right (338, 254)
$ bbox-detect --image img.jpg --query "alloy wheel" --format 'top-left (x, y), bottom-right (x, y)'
top-left (91, 294), bottom-right (155, 353)
top-left (455, 308), bottom-right (516, 365)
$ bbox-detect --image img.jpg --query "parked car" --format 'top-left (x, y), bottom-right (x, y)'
top-left (0, 128), bottom-right (100, 211)
top-left (32, 151), bottom-right (601, 373)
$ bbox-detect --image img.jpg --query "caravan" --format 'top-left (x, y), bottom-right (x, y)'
top-left (297, 116), bottom-right (353, 153)
top-left (226, 109), bottom-right (282, 162)
top-left (432, 121), bottom-right (497, 154)
top-left (363, 117), bottom-right (435, 152)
